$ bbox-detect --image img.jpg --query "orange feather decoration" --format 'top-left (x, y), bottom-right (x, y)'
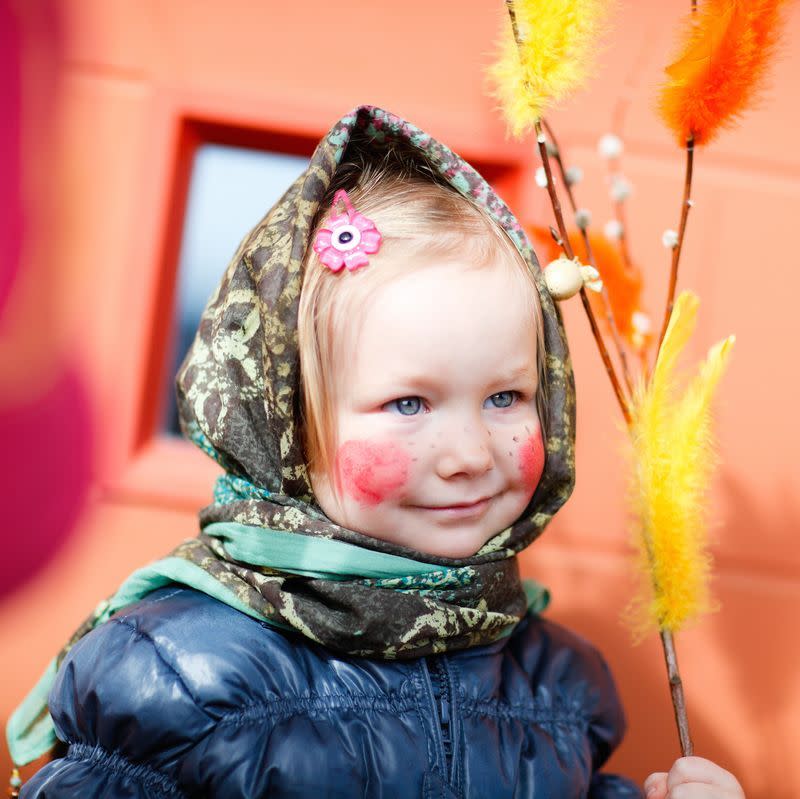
top-left (659, 0), bottom-right (789, 146)
top-left (571, 233), bottom-right (646, 350)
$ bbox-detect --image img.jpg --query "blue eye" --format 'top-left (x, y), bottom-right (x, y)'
top-left (486, 391), bottom-right (516, 409)
top-left (388, 397), bottom-right (423, 416)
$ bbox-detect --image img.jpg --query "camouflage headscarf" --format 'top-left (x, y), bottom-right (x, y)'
top-left (171, 105), bottom-right (576, 659)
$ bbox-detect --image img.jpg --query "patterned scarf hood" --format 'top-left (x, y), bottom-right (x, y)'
top-left (171, 105), bottom-right (576, 658)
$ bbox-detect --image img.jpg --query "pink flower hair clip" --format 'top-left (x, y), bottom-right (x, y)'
top-left (312, 189), bottom-right (383, 272)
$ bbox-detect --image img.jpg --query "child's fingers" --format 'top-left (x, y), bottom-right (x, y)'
top-left (666, 757), bottom-right (744, 796)
top-left (660, 789), bottom-right (741, 799)
top-left (644, 771), bottom-right (668, 798)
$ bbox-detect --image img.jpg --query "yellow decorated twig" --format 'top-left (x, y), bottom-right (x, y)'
top-left (628, 291), bottom-right (734, 754)
top-left (629, 292), bottom-right (734, 635)
top-left (489, 0), bottom-right (612, 138)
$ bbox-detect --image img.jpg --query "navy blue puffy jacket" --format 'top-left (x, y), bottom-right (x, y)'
top-left (22, 587), bottom-right (642, 798)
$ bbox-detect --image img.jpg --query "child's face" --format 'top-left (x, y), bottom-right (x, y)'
top-left (310, 256), bottom-right (545, 559)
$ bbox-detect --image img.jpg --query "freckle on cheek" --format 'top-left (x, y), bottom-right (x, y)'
top-left (336, 440), bottom-right (410, 506)
top-left (518, 430), bottom-right (545, 492)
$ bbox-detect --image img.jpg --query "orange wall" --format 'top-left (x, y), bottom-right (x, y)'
top-left (2, 2), bottom-right (800, 796)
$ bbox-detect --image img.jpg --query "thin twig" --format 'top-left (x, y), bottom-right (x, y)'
top-left (651, 0), bottom-right (699, 761)
top-left (534, 120), bottom-right (632, 425)
top-left (651, 0), bottom-right (699, 742)
top-left (656, 136), bottom-right (695, 355)
top-left (639, 527), bottom-right (693, 757)
top-left (505, 0), bottom-right (521, 45)
top-left (661, 630), bottom-right (694, 756)
top-left (542, 119), bottom-right (634, 395)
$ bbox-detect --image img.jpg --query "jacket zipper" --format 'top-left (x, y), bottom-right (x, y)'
top-left (426, 656), bottom-right (453, 782)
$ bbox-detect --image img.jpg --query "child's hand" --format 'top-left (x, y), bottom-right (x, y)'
top-left (644, 757), bottom-right (744, 798)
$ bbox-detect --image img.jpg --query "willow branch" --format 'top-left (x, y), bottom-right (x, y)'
top-left (656, 136), bottom-right (695, 355)
top-left (652, 0), bottom-right (699, 761)
top-left (639, 529), bottom-right (694, 757)
top-left (534, 120), bottom-right (632, 425)
top-left (505, 0), bottom-right (521, 44)
top-left (644, 135), bottom-right (697, 757)
top-left (652, 0), bottom-right (700, 748)
top-left (661, 630), bottom-right (694, 756)
top-left (542, 119), bottom-right (634, 395)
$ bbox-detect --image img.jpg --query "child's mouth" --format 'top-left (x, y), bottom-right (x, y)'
top-left (414, 496), bottom-right (492, 519)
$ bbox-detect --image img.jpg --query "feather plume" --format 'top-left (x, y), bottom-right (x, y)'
top-left (659, 0), bottom-right (789, 146)
top-left (488, 0), bottom-right (613, 138)
top-left (628, 292), bottom-right (734, 636)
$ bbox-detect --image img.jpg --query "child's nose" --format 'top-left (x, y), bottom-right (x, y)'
top-left (435, 424), bottom-right (494, 479)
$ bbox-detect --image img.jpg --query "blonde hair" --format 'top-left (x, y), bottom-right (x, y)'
top-left (298, 146), bottom-right (546, 478)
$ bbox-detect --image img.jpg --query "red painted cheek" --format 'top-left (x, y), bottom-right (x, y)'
top-left (518, 430), bottom-right (545, 493)
top-left (336, 440), bottom-right (411, 506)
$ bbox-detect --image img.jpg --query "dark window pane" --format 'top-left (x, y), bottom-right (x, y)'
top-left (163, 144), bottom-right (309, 435)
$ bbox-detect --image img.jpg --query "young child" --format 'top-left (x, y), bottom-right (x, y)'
top-left (10, 106), bottom-right (744, 798)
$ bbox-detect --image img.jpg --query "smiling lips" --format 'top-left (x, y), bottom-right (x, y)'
top-left (414, 496), bottom-right (493, 519)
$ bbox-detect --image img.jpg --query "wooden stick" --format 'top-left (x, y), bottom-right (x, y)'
top-left (505, 0), bottom-right (521, 44)
top-left (653, 2), bottom-right (699, 757)
top-left (660, 630), bottom-right (694, 756)
top-left (656, 135), bottom-right (695, 356)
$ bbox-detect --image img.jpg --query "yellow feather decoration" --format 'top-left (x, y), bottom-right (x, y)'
top-left (627, 291), bottom-right (734, 636)
top-left (488, 0), bottom-right (613, 138)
